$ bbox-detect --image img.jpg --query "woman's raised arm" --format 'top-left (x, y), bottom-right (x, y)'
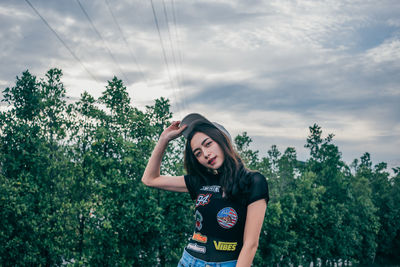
top-left (141, 121), bottom-right (188, 192)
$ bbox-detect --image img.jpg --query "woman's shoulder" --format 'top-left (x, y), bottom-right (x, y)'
top-left (241, 169), bottom-right (266, 183)
top-left (249, 171), bottom-right (266, 182)
top-left (246, 170), bottom-right (269, 205)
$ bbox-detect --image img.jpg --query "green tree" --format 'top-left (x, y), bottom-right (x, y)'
top-left (145, 97), bottom-right (193, 265)
top-left (0, 69), bottom-right (73, 266)
top-left (354, 153), bottom-right (400, 265)
top-left (234, 132), bottom-right (260, 170)
top-left (3, 68), bottom-right (400, 266)
top-left (68, 77), bottom-right (162, 265)
top-left (64, 78), bottom-right (192, 265)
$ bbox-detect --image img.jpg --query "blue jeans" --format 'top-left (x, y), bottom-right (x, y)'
top-left (177, 249), bottom-right (237, 267)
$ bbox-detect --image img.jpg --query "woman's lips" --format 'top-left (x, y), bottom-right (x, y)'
top-left (208, 157), bottom-right (216, 165)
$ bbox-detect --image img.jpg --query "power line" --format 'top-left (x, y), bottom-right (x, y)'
top-left (149, 0), bottom-right (181, 114)
top-left (170, 0), bottom-right (187, 110)
top-left (161, 0), bottom-right (186, 111)
top-left (76, 0), bottom-right (130, 84)
top-left (24, 0), bottom-right (99, 83)
top-left (170, 0), bottom-right (184, 68)
top-left (103, 0), bottom-right (149, 86)
top-left (161, 0), bottom-right (179, 84)
top-left (161, 0), bottom-right (183, 112)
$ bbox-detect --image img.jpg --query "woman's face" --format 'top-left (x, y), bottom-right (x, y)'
top-left (190, 132), bottom-right (225, 170)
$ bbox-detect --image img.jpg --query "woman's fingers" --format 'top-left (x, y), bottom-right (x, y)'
top-left (168, 121), bottom-right (182, 131)
top-left (161, 121), bottom-right (187, 140)
top-left (178, 124), bottom-right (187, 132)
top-left (171, 121), bottom-right (180, 127)
top-left (170, 121), bottom-right (186, 132)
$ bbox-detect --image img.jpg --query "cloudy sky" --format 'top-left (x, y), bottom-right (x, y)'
top-left (1, 0), bottom-right (399, 169)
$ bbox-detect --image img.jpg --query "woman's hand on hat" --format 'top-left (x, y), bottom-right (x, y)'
top-left (160, 121), bottom-right (187, 142)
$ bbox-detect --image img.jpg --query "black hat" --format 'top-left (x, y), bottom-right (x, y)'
top-left (180, 113), bottom-right (231, 141)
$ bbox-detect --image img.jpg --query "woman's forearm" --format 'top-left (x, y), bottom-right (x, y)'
top-left (141, 136), bottom-right (169, 185)
top-left (236, 242), bottom-right (258, 267)
top-left (237, 200), bottom-right (267, 266)
top-left (141, 121), bottom-right (187, 191)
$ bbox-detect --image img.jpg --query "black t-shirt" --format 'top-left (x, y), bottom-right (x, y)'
top-left (184, 171), bottom-right (269, 262)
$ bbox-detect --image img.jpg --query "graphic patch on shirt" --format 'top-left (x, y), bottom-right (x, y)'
top-left (217, 207), bottom-right (238, 229)
top-left (187, 243), bottom-right (206, 254)
top-left (200, 185), bottom-right (221, 192)
top-left (195, 210), bottom-right (203, 231)
top-left (213, 241), bottom-right (237, 251)
top-left (192, 232), bottom-right (208, 243)
top-left (196, 194), bottom-right (212, 207)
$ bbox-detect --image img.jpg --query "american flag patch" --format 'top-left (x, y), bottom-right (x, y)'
top-left (217, 207), bottom-right (238, 229)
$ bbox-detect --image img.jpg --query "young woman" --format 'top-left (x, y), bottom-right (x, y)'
top-left (142, 113), bottom-right (269, 267)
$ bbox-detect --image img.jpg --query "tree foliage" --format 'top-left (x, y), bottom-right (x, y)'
top-left (1, 69), bottom-right (399, 266)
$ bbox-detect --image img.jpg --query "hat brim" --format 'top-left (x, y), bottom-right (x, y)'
top-left (180, 113), bottom-right (231, 141)
top-left (180, 113), bottom-right (213, 138)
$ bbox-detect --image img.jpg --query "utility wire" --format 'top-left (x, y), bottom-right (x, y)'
top-left (103, 0), bottom-right (149, 86)
top-left (170, 0), bottom-right (186, 109)
top-left (24, 0), bottom-right (99, 83)
top-left (162, 0), bottom-right (186, 111)
top-left (76, 0), bottom-right (130, 84)
top-left (161, 0), bottom-right (183, 112)
top-left (161, 0), bottom-right (179, 84)
top-left (170, 0), bottom-right (184, 69)
top-left (149, 0), bottom-right (180, 114)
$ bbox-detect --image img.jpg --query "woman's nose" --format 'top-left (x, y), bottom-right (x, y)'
top-left (203, 149), bottom-right (210, 158)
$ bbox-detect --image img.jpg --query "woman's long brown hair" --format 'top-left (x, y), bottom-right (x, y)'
top-left (184, 122), bottom-right (252, 201)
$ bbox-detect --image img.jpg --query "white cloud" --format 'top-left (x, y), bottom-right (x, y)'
top-left (1, 0), bottom-right (399, 167)
top-left (0, 5), bottom-right (34, 19)
top-left (0, 80), bottom-right (9, 87)
top-left (365, 39), bottom-right (400, 64)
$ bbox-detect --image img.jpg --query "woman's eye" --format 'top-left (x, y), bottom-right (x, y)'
top-left (195, 152), bottom-right (201, 158)
top-left (206, 141), bottom-right (212, 147)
